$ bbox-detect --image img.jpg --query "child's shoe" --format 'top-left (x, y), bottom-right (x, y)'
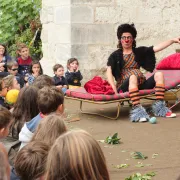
top-left (130, 105), bottom-right (150, 122)
top-left (152, 100), bottom-right (176, 118)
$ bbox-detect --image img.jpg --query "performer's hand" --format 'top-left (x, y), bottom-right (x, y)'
top-left (173, 37), bottom-right (180, 44)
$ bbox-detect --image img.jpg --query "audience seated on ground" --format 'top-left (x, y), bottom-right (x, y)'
top-left (0, 150), bottom-right (10, 180)
top-left (16, 43), bottom-right (32, 77)
top-left (31, 114), bottom-right (67, 146)
top-left (32, 74), bottom-right (55, 89)
top-left (0, 106), bottom-right (13, 179)
top-left (46, 130), bottom-right (110, 180)
top-left (3, 75), bottom-right (20, 91)
top-left (25, 60), bottom-right (43, 85)
top-left (7, 60), bottom-right (24, 88)
top-left (12, 141), bottom-right (49, 180)
top-left (19, 86), bottom-right (64, 149)
top-left (0, 78), bottom-right (8, 107)
top-left (11, 86), bottom-right (39, 139)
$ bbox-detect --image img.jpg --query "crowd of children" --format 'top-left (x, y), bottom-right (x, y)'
top-left (0, 81), bottom-right (109, 180)
top-left (0, 43), bottom-right (109, 180)
top-left (0, 43), bottom-right (83, 108)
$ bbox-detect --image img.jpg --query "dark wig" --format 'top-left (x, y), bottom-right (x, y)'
top-left (0, 43), bottom-right (7, 56)
top-left (117, 23), bottom-right (137, 49)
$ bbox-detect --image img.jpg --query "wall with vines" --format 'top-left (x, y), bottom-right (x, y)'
top-left (0, 0), bottom-right (42, 59)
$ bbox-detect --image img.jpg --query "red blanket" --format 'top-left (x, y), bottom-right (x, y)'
top-left (84, 76), bottom-right (114, 95)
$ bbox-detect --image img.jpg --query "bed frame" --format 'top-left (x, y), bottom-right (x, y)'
top-left (65, 70), bottom-right (180, 120)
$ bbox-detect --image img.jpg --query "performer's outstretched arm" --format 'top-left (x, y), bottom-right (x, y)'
top-left (153, 37), bottom-right (180, 53)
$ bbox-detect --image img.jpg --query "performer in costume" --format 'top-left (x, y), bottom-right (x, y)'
top-left (106, 23), bottom-right (180, 122)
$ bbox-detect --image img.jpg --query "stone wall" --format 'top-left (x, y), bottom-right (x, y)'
top-left (40, 0), bottom-right (180, 83)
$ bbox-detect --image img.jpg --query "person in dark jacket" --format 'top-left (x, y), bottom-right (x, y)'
top-left (53, 64), bottom-right (68, 94)
top-left (107, 23), bottom-right (180, 122)
top-left (65, 58), bottom-right (83, 88)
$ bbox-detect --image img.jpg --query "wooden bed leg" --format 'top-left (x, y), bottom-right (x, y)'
top-left (79, 101), bottom-right (121, 120)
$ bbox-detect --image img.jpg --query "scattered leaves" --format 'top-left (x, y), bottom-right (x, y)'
top-left (98, 140), bottom-right (105, 143)
top-left (135, 162), bottom-right (144, 168)
top-left (115, 164), bottom-right (129, 169)
top-left (131, 152), bottom-right (148, 160)
top-left (152, 153), bottom-right (158, 159)
top-left (121, 150), bottom-right (127, 152)
top-left (105, 133), bottom-right (121, 145)
top-left (125, 172), bottom-right (156, 180)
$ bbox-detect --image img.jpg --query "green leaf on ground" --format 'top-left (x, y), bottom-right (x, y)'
top-left (121, 150), bottom-right (127, 152)
top-left (132, 152), bottom-right (148, 159)
top-left (125, 172), bottom-right (156, 180)
top-left (105, 133), bottom-right (121, 145)
top-left (115, 164), bottom-right (130, 169)
top-left (152, 153), bottom-right (158, 159)
top-left (135, 162), bottom-right (144, 168)
top-left (98, 140), bottom-right (105, 143)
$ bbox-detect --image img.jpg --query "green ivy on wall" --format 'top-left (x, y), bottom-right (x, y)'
top-left (0, 0), bottom-right (42, 59)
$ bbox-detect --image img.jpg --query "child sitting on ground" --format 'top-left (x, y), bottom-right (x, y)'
top-left (16, 43), bottom-right (32, 77)
top-left (3, 75), bottom-right (20, 91)
top-left (10, 114), bottom-right (66, 180)
top-left (0, 106), bottom-right (13, 179)
top-left (46, 130), bottom-right (110, 180)
top-left (25, 60), bottom-right (43, 85)
top-left (0, 78), bottom-right (8, 107)
top-left (53, 64), bottom-right (68, 93)
top-left (7, 60), bottom-right (24, 88)
top-left (33, 74), bottom-right (55, 89)
top-left (0, 150), bottom-right (10, 180)
top-left (31, 114), bottom-right (67, 146)
top-left (19, 86), bottom-right (64, 149)
top-left (11, 86), bottom-right (39, 139)
top-left (12, 141), bottom-right (49, 180)
top-left (65, 58), bottom-right (83, 88)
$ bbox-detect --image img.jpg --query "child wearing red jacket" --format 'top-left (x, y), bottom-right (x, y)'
top-left (17, 43), bottom-right (32, 77)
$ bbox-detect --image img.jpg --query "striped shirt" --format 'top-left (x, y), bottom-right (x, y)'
top-left (117, 53), bottom-right (146, 88)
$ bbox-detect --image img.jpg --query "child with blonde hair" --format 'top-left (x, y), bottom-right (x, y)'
top-left (3, 75), bottom-right (20, 90)
top-left (31, 114), bottom-right (67, 146)
top-left (65, 58), bottom-right (83, 88)
top-left (46, 130), bottom-right (110, 180)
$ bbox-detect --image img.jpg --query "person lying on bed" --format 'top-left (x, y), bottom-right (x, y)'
top-left (106, 23), bottom-right (180, 122)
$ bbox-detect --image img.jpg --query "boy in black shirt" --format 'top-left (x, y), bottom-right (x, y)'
top-left (53, 64), bottom-right (68, 94)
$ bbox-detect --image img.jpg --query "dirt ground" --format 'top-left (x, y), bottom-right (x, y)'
top-left (65, 98), bottom-right (180, 180)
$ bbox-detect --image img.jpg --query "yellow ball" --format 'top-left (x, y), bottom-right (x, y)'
top-left (5, 89), bottom-right (19, 105)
